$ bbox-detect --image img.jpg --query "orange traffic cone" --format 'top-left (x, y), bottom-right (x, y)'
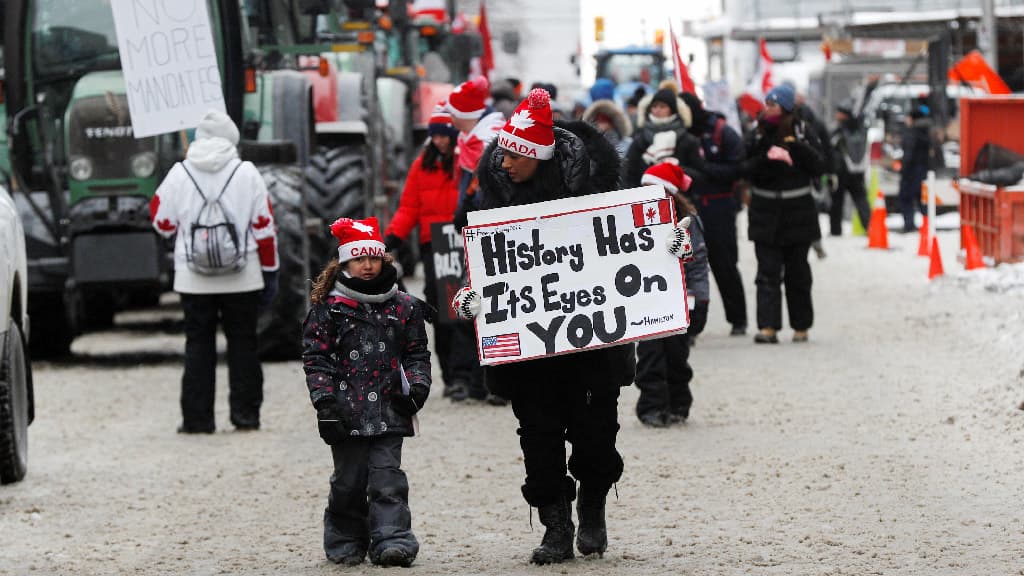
top-left (963, 225), bottom-right (985, 270)
top-left (917, 216), bottom-right (930, 257)
top-left (867, 191), bottom-right (889, 250)
top-left (928, 236), bottom-right (944, 279)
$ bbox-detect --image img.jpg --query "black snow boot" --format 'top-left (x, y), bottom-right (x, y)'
top-left (531, 498), bottom-right (575, 565)
top-left (575, 485), bottom-right (607, 556)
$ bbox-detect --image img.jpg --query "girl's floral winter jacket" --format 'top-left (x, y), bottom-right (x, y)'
top-left (302, 291), bottom-right (431, 437)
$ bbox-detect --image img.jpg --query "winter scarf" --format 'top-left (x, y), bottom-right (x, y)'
top-left (332, 263), bottom-right (399, 304)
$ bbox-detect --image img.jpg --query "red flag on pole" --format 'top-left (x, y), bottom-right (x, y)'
top-left (669, 21), bottom-right (696, 94)
top-left (739, 38), bottom-right (773, 117)
top-left (478, 0), bottom-right (495, 80)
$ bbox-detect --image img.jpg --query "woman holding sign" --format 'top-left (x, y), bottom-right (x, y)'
top-left (450, 89), bottom-right (697, 565)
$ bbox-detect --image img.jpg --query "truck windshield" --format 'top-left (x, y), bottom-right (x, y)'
top-left (32, 0), bottom-right (120, 79)
top-left (596, 53), bottom-right (660, 85)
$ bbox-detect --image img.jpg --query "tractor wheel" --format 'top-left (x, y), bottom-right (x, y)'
top-left (257, 164), bottom-right (310, 360)
top-left (305, 144), bottom-right (367, 271)
top-left (0, 321), bottom-right (30, 484)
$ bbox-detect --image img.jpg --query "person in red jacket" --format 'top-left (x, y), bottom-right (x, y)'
top-left (384, 103), bottom-right (469, 400)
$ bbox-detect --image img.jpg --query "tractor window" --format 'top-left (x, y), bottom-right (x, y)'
top-left (241, 0), bottom-right (316, 48)
top-left (32, 0), bottom-right (120, 79)
top-left (596, 54), bottom-right (661, 85)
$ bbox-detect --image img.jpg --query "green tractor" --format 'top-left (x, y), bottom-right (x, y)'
top-left (1, 0), bottom-right (314, 358)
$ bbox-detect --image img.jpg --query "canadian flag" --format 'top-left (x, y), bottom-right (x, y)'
top-left (669, 21), bottom-right (696, 95)
top-left (738, 38), bottom-right (773, 117)
top-left (632, 199), bottom-right (673, 227)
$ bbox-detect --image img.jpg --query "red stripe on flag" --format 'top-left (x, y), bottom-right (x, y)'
top-left (658, 198), bottom-right (672, 224)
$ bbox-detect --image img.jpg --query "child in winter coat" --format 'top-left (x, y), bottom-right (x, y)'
top-left (302, 216), bottom-right (431, 568)
top-left (635, 161), bottom-right (710, 427)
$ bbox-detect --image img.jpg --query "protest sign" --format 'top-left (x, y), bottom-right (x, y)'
top-left (429, 222), bottom-right (465, 323)
top-left (464, 186), bottom-right (690, 365)
top-left (111, 0), bottom-right (225, 137)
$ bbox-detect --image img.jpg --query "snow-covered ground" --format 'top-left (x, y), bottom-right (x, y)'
top-left (1, 214), bottom-right (1021, 575)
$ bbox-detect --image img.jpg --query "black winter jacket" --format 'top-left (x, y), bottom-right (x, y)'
top-left (689, 112), bottom-right (745, 202)
top-left (472, 121), bottom-right (636, 395)
top-left (742, 119), bottom-right (825, 245)
top-left (623, 117), bottom-right (705, 189)
top-left (302, 291), bottom-right (431, 437)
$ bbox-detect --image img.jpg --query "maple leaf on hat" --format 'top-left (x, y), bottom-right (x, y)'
top-left (352, 221), bottom-right (374, 233)
top-left (508, 110), bottom-right (534, 134)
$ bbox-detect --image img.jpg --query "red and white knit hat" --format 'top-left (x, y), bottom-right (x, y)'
top-left (330, 217), bottom-right (386, 263)
top-left (497, 88), bottom-right (555, 160)
top-left (641, 160), bottom-right (693, 194)
top-left (446, 76), bottom-right (490, 119)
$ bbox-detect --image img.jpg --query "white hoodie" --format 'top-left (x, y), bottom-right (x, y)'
top-left (151, 136), bottom-right (279, 294)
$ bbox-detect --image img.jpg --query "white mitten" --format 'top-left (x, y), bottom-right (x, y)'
top-left (665, 216), bottom-right (695, 262)
top-left (451, 286), bottom-right (482, 320)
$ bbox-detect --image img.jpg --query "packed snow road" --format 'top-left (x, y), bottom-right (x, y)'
top-left (2, 219), bottom-right (1022, 575)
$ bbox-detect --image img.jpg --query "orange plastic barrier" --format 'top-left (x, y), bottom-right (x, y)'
top-left (958, 179), bottom-right (1024, 264)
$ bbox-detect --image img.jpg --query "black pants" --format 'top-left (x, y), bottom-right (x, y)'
top-left (419, 243), bottom-right (454, 384)
top-left (829, 172), bottom-right (872, 236)
top-left (324, 436), bottom-right (418, 563)
top-left (180, 291), bottom-right (263, 430)
top-left (698, 198), bottom-right (747, 328)
top-left (635, 333), bottom-right (693, 419)
top-left (899, 165), bottom-right (927, 231)
top-left (506, 356), bottom-right (623, 507)
top-left (754, 242), bottom-right (813, 331)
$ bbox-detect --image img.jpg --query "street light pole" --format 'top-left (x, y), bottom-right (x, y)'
top-left (980, 0), bottom-right (999, 69)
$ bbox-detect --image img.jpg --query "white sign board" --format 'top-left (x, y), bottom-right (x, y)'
top-left (111, 0), bottom-right (225, 138)
top-left (464, 186), bottom-right (690, 366)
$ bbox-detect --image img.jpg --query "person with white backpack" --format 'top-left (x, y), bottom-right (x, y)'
top-left (150, 109), bottom-right (279, 434)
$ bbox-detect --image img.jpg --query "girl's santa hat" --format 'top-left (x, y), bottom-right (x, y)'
top-left (641, 160), bottom-right (693, 194)
top-left (330, 217), bottom-right (386, 263)
top-left (497, 88), bottom-right (555, 160)
top-left (446, 76), bottom-right (490, 119)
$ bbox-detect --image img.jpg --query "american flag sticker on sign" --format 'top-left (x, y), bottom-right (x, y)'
top-left (631, 199), bottom-right (673, 227)
top-left (481, 333), bottom-right (522, 359)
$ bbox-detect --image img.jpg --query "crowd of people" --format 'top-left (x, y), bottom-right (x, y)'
top-left (152, 72), bottom-right (867, 567)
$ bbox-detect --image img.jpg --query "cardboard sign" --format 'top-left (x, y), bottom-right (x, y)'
top-left (111, 0), bottom-right (225, 138)
top-left (429, 222), bottom-right (465, 324)
top-left (464, 186), bottom-right (689, 365)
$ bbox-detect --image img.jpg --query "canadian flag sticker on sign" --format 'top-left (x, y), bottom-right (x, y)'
top-left (631, 199), bottom-right (673, 227)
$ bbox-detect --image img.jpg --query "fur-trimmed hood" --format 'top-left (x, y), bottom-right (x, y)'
top-left (582, 99), bottom-right (633, 138)
top-left (475, 120), bottom-right (621, 211)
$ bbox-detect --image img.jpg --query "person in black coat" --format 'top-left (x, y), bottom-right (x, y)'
top-left (623, 88), bottom-right (705, 189)
top-left (450, 89), bottom-right (694, 565)
top-left (899, 104), bottom-right (933, 233)
top-left (742, 85), bottom-right (825, 344)
top-left (680, 91), bottom-right (749, 335)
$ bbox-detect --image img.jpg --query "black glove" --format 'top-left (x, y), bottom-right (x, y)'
top-left (259, 270), bottom-right (279, 308)
top-left (315, 398), bottom-right (346, 445)
top-left (689, 299), bottom-right (709, 337)
top-left (384, 234), bottom-right (403, 252)
top-left (391, 394), bottom-right (420, 419)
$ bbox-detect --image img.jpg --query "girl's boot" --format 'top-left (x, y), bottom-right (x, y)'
top-left (575, 484), bottom-right (607, 556)
top-left (531, 497), bottom-right (575, 565)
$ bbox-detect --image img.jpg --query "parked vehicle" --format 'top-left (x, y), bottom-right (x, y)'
top-left (0, 183), bottom-right (33, 484)
top-left (861, 82), bottom-right (981, 213)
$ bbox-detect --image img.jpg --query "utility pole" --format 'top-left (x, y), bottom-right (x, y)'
top-left (979, 0), bottom-right (998, 69)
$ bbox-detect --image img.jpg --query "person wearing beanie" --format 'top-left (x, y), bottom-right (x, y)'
top-left (449, 88), bottom-right (694, 565)
top-left (582, 97), bottom-right (633, 158)
top-left (634, 79), bottom-right (693, 129)
top-left (635, 161), bottom-right (709, 427)
top-left (624, 85), bottom-right (705, 206)
top-left (303, 216), bottom-right (431, 568)
top-left (447, 76), bottom-right (506, 402)
top-left (899, 98), bottom-right (933, 233)
top-left (589, 78), bottom-right (616, 103)
top-left (383, 102), bottom-right (466, 401)
top-left (740, 84), bottom-right (826, 344)
top-left (678, 91), bottom-right (750, 336)
top-left (150, 108), bottom-right (279, 434)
